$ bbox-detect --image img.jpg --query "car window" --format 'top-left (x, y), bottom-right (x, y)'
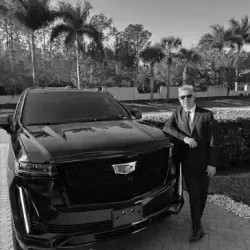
top-left (21, 91), bottom-right (130, 125)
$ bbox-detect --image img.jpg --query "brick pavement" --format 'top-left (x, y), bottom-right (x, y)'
top-left (0, 130), bottom-right (250, 250)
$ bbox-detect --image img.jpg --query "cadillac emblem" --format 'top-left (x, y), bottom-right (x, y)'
top-left (112, 161), bottom-right (136, 175)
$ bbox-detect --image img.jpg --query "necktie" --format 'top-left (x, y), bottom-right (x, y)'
top-left (186, 111), bottom-right (191, 131)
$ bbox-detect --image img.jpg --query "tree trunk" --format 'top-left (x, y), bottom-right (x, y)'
top-left (227, 85), bottom-right (230, 96)
top-left (89, 63), bottom-right (94, 84)
top-left (42, 26), bottom-right (46, 55)
top-left (76, 35), bottom-right (81, 89)
top-left (182, 65), bottom-right (188, 85)
top-left (4, 19), bottom-right (9, 49)
top-left (30, 31), bottom-right (37, 87)
top-left (234, 48), bottom-right (242, 91)
top-left (150, 63), bottom-right (154, 102)
top-left (9, 17), bottom-right (14, 73)
top-left (166, 63), bottom-right (171, 101)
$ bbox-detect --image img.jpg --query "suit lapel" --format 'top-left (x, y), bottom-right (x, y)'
top-left (190, 106), bottom-right (201, 134)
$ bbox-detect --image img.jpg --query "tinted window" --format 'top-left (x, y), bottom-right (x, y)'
top-left (22, 91), bottom-right (129, 125)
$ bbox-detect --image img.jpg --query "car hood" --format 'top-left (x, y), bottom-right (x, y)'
top-left (20, 120), bottom-right (170, 163)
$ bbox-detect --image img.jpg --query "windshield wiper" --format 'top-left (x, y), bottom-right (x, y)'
top-left (26, 122), bottom-right (63, 126)
top-left (91, 115), bottom-right (128, 121)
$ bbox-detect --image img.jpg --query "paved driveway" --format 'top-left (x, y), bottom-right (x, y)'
top-left (0, 131), bottom-right (250, 250)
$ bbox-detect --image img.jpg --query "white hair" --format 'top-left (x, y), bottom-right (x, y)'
top-left (178, 85), bottom-right (194, 95)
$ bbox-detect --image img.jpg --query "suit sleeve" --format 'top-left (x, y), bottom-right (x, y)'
top-left (162, 111), bottom-right (186, 141)
top-left (208, 112), bottom-right (219, 167)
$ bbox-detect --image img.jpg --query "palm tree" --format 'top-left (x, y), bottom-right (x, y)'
top-left (198, 24), bottom-right (232, 52)
top-left (228, 15), bottom-right (250, 89)
top-left (10, 0), bottom-right (57, 87)
top-left (140, 44), bottom-right (164, 102)
top-left (50, 1), bottom-right (103, 89)
top-left (0, 1), bottom-right (14, 71)
top-left (178, 48), bottom-right (201, 85)
top-left (229, 15), bottom-right (250, 52)
top-left (160, 36), bottom-right (182, 100)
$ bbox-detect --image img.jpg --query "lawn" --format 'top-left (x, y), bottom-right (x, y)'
top-left (209, 173), bottom-right (250, 206)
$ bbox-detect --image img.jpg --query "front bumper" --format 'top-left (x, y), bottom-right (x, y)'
top-left (15, 184), bottom-right (184, 250)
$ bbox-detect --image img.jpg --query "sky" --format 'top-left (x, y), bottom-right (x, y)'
top-left (50, 0), bottom-right (250, 48)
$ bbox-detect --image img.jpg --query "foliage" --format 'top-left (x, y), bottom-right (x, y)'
top-left (1, 2), bottom-right (250, 95)
top-left (177, 48), bottom-right (201, 84)
top-left (140, 43), bottom-right (164, 101)
top-left (50, 0), bottom-right (103, 88)
top-left (122, 24), bottom-right (151, 68)
top-left (228, 15), bottom-right (250, 51)
top-left (198, 24), bottom-right (232, 51)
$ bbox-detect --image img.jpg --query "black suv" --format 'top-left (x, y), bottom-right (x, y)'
top-left (0, 87), bottom-right (184, 249)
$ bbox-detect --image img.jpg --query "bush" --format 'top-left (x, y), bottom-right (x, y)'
top-left (141, 109), bottom-right (250, 170)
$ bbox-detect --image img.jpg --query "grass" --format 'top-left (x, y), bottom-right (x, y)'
top-left (209, 172), bottom-right (250, 206)
top-left (123, 96), bottom-right (250, 113)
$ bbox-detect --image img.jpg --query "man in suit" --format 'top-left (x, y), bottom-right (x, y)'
top-left (163, 85), bottom-right (218, 242)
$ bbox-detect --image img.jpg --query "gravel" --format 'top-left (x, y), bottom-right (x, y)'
top-left (208, 194), bottom-right (250, 221)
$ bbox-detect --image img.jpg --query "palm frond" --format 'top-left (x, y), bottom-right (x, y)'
top-left (79, 0), bottom-right (92, 21)
top-left (50, 23), bottom-right (73, 42)
top-left (80, 24), bottom-right (104, 57)
top-left (140, 45), bottom-right (164, 64)
top-left (178, 48), bottom-right (201, 63)
top-left (198, 33), bottom-right (213, 45)
top-left (56, 1), bottom-right (76, 24)
top-left (160, 36), bottom-right (182, 52)
top-left (0, 3), bottom-right (9, 16)
top-left (229, 18), bottom-right (239, 30)
top-left (241, 15), bottom-right (249, 31)
top-left (64, 31), bottom-right (76, 49)
top-left (12, 0), bottom-right (29, 12)
top-left (80, 24), bottom-right (102, 42)
top-left (13, 0), bottom-right (57, 30)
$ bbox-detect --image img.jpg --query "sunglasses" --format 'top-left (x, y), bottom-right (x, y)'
top-left (179, 94), bottom-right (193, 100)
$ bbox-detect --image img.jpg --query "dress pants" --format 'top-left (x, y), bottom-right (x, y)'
top-left (183, 168), bottom-right (209, 230)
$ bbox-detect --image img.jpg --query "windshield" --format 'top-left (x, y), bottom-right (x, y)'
top-left (22, 91), bottom-right (130, 126)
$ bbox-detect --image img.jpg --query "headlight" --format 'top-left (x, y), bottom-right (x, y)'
top-left (15, 161), bottom-right (58, 177)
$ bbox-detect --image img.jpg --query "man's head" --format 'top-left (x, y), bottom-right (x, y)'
top-left (178, 85), bottom-right (195, 110)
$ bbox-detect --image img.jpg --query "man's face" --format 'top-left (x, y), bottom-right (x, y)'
top-left (179, 89), bottom-right (195, 110)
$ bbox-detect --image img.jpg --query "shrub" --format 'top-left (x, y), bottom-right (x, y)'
top-left (141, 109), bottom-right (250, 170)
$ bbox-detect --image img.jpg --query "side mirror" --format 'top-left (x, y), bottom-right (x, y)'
top-left (130, 108), bottom-right (142, 119)
top-left (0, 114), bottom-right (13, 133)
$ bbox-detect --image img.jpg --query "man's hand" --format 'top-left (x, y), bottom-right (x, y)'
top-left (206, 165), bottom-right (216, 177)
top-left (184, 137), bottom-right (197, 148)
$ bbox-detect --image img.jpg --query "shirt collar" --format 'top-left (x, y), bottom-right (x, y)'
top-left (184, 104), bottom-right (196, 113)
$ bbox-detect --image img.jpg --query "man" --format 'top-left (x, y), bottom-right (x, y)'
top-left (163, 85), bottom-right (218, 242)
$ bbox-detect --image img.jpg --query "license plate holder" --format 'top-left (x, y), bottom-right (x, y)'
top-left (112, 204), bottom-right (143, 228)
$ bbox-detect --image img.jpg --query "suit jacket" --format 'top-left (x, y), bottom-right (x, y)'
top-left (163, 105), bottom-right (218, 171)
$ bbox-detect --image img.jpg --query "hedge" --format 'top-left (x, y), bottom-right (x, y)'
top-left (141, 108), bottom-right (250, 170)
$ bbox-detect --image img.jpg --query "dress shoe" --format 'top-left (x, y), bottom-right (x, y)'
top-left (188, 228), bottom-right (205, 242)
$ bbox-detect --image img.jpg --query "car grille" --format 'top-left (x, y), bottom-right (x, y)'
top-left (32, 220), bottom-right (112, 234)
top-left (56, 148), bottom-right (169, 204)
